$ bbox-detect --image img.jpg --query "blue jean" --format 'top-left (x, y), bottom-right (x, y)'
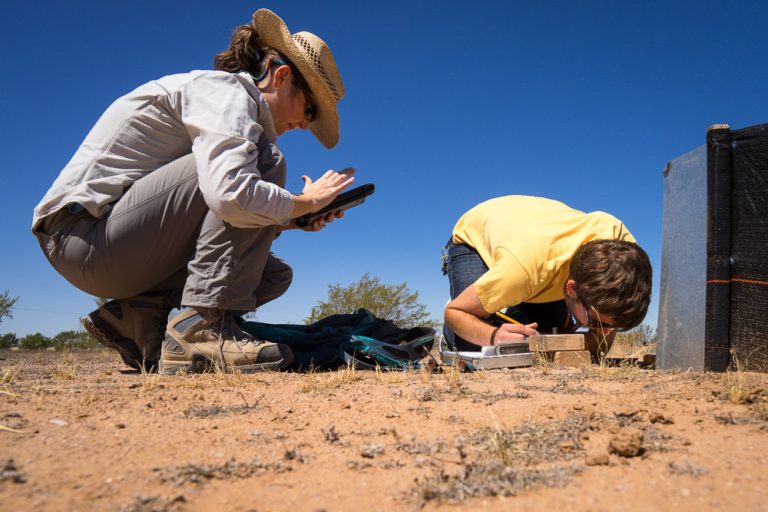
top-left (441, 239), bottom-right (575, 350)
top-left (441, 240), bottom-right (491, 350)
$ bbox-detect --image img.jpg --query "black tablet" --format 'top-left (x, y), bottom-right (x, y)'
top-left (295, 183), bottom-right (375, 227)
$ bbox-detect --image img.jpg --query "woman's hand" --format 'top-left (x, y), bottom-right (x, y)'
top-left (299, 210), bottom-right (345, 232)
top-left (494, 322), bottom-right (539, 344)
top-left (276, 210), bottom-right (345, 236)
top-left (290, 168), bottom-right (355, 219)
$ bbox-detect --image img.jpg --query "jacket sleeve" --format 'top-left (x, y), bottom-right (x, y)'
top-left (180, 73), bottom-right (293, 228)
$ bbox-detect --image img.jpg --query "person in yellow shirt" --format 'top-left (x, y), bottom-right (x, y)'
top-left (441, 196), bottom-right (652, 356)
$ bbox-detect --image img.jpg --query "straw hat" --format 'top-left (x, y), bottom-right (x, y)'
top-left (252, 9), bottom-right (345, 148)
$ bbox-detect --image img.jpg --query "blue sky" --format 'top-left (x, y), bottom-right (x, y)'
top-left (2, 0), bottom-right (767, 337)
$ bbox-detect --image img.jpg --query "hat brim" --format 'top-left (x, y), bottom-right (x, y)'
top-left (252, 9), bottom-right (340, 148)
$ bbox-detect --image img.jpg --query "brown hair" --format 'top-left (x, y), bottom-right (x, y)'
top-left (213, 24), bottom-right (312, 100)
top-left (214, 24), bottom-right (265, 74)
top-left (569, 240), bottom-right (652, 329)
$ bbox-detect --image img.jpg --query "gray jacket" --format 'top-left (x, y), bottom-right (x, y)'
top-left (33, 70), bottom-right (293, 231)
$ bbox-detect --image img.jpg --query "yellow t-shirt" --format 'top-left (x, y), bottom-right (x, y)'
top-left (452, 196), bottom-right (636, 313)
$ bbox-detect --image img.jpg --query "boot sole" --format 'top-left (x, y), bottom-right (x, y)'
top-left (83, 315), bottom-right (162, 372)
top-left (159, 348), bottom-right (294, 375)
top-left (82, 314), bottom-right (144, 370)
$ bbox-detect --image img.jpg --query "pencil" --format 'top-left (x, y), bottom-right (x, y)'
top-left (495, 311), bottom-right (523, 325)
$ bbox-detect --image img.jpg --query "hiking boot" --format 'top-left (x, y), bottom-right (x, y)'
top-left (159, 307), bottom-right (293, 375)
top-left (82, 294), bottom-right (171, 371)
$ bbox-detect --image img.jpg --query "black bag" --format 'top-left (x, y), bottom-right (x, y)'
top-left (240, 308), bottom-right (434, 370)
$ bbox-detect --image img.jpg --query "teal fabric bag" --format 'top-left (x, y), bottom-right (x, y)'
top-left (240, 308), bottom-right (434, 370)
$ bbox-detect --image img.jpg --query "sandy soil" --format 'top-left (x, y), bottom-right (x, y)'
top-left (1, 349), bottom-right (767, 512)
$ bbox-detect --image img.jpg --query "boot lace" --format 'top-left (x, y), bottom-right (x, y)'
top-left (212, 312), bottom-right (257, 366)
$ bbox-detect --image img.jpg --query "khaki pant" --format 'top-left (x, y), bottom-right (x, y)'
top-left (33, 154), bottom-right (291, 312)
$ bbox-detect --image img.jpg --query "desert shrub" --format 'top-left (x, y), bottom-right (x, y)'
top-left (18, 332), bottom-right (54, 350)
top-left (0, 332), bottom-right (18, 349)
top-left (306, 273), bottom-right (437, 329)
top-left (0, 290), bottom-right (18, 324)
top-left (52, 330), bottom-right (100, 350)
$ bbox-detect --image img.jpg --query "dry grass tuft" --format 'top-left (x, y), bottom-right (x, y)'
top-left (722, 353), bottom-right (766, 405)
top-left (183, 395), bottom-right (257, 419)
top-left (138, 363), bottom-right (162, 392)
top-left (299, 361), bottom-right (362, 392)
top-left (443, 359), bottom-right (465, 391)
top-left (477, 411), bottom-right (592, 466)
top-left (610, 330), bottom-right (652, 359)
top-left (372, 363), bottom-right (408, 384)
top-left (488, 407), bottom-right (515, 466)
top-left (49, 352), bottom-right (78, 381)
top-left (413, 409), bottom-right (593, 504)
top-left (1, 367), bottom-right (19, 387)
top-left (211, 359), bottom-right (246, 388)
top-left (418, 361), bottom-right (432, 384)
top-left (533, 350), bottom-right (552, 374)
top-left (415, 463), bottom-right (580, 504)
top-left (155, 459), bottom-right (290, 486)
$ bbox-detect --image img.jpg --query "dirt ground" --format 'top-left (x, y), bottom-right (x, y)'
top-left (1, 349), bottom-right (767, 512)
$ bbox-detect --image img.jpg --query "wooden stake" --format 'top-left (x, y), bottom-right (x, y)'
top-left (553, 350), bottom-right (591, 367)
top-left (528, 334), bottom-right (585, 352)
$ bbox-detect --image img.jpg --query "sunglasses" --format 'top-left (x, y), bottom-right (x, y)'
top-left (304, 103), bottom-right (317, 123)
top-left (296, 76), bottom-right (317, 122)
top-left (583, 302), bottom-right (631, 332)
top-left (569, 296), bottom-right (629, 333)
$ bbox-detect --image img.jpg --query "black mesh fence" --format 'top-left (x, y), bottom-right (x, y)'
top-left (706, 124), bottom-right (768, 371)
